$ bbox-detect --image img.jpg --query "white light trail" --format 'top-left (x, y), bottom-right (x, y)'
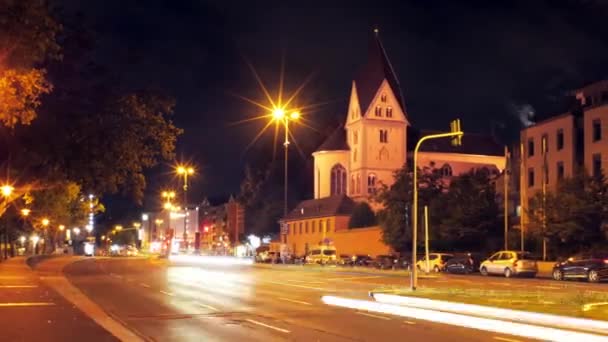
top-left (168, 254), bottom-right (254, 266)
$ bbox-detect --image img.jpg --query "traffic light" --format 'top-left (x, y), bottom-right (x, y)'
top-left (450, 119), bottom-right (462, 146)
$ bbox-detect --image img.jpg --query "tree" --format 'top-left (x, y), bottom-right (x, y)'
top-left (0, 0), bottom-right (60, 127)
top-left (528, 169), bottom-right (608, 256)
top-left (435, 168), bottom-right (501, 251)
top-left (238, 164), bottom-right (284, 237)
top-left (348, 202), bottom-right (377, 228)
top-left (375, 164), bottom-right (445, 252)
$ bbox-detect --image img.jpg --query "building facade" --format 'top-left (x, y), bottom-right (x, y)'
top-left (284, 31), bottom-right (506, 257)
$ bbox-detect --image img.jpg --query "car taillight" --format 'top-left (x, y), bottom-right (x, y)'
top-left (604, 259), bottom-right (608, 264)
top-left (513, 260), bottom-right (519, 267)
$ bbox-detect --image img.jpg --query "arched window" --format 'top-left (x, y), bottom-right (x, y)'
top-left (330, 164), bottom-right (347, 195)
top-left (353, 131), bottom-right (358, 144)
top-left (350, 175), bottom-right (355, 195)
top-left (379, 147), bottom-right (389, 161)
top-left (381, 93), bottom-right (387, 102)
top-left (353, 148), bottom-right (357, 162)
top-left (441, 164), bottom-right (453, 177)
top-left (375, 106), bottom-right (382, 116)
top-left (386, 106), bottom-right (393, 118)
top-left (367, 174), bottom-right (377, 194)
top-left (356, 174), bottom-right (361, 194)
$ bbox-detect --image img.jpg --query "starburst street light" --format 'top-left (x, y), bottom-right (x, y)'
top-left (1, 184), bottom-right (14, 198)
top-left (41, 218), bottom-right (50, 227)
top-left (20, 208), bottom-right (30, 217)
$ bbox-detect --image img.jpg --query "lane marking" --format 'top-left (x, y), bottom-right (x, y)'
top-left (285, 279), bottom-right (326, 284)
top-left (245, 319), bottom-right (290, 333)
top-left (493, 337), bottom-right (522, 342)
top-left (110, 273), bottom-right (122, 279)
top-left (267, 281), bottom-right (331, 291)
top-left (536, 285), bottom-right (561, 290)
top-left (0, 302), bottom-right (55, 307)
top-left (403, 320), bottom-right (416, 325)
top-left (197, 303), bottom-right (219, 311)
top-left (139, 283), bottom-right (151, 288)
top-left (0, 285), bottom-right (38, 288)
top-left (356, 311), bottom-right (392, 320)
top-left (278, 297), bottom-right (312, 306)
top-left (159, 290), bottom-right (175, 297)
top-left (327, 276), bottom-right (383, 281)
top-left (583, 302), bottom-right (608, 311)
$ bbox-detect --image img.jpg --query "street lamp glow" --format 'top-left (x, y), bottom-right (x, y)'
top-left (58, 225), bottom-right (65, 231)
top-left (272, 108), bottom-right (285, 120)
top-left (133, 222), bottom-right (141, 228)
top-left (115, 225), bottom-right (123, 231)
top-left (1, 184), bottom-right (14, 197)
top-left (163, 202), bottom-right (172, 210)
top-left (20, 236), bottom-right (26, 244)
top-left (20, 208), bottom-right (30, 217)
top-left (73, 227), bottom-right (81, 235)
top-left (31, 235), bottom-right (39, 244)
top-left (290, 111), bottom-right (300, 120)
top-left (41, 218), bottom-right (50, 227)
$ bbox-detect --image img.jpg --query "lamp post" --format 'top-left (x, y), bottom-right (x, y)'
top-left (411, 121), bottom-right (463, 291)
top-left (272, 108), bottom-right (300, 243)
top-left (176, 165), bottom-right (194, 250)
top-left (1, 185), bottom-right (13, 258)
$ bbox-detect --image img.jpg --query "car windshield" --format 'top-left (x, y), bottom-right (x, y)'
top-left (516, 252), bottom-right (535, 260)
top-left (323, 250), bottom-right (336, 256)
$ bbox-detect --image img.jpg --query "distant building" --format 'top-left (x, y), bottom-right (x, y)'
top-left (199, 196), bottom-right (245, 251)
top-left (283, 30), bottom-right (506, 257)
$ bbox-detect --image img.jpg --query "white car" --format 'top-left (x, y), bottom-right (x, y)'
top-left (480, 251), bottom-right (538, 278)
top-left (416, 253), bottom-right (453, 273)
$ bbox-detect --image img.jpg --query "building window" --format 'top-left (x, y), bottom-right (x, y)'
top-left (557, 161), bottom-right (564, 181)
top-left (386, 106), bottom-right (393, 118)
top-left (325, 219), bottom-right (331, 234)
top-left (528, 138), bottom-right (535, 157)
top-left (311, 220), bottom-right (316, 233)
top-left (353, 148), bottom-right (357, 163)
top-left (541, 134), bottom-right (548, 154)
top-left (441, 164), bottom-right (453, 177)
top-left (367, 174), bottom-right (377, 194)
top-left (379, 129), bottom-right (388, 143)
top-left (330, 164), bottom-right (347, 195)
top-left (305, 221), bottom-right (309, 234)
top-left (556, 129), bottom-right (564, 151)
top-left (593, 153), bottom-right (602, 178)
top-left (543, 165), bottom-right (549, 185)
top-left (593, 119), bottom-right (602, 142)
top-left (528, 168), bottom-right (535, 188)
top-left (375, 106), bottom-right (382, 117)
top-left (356, 174), bottom-right (361, 194)
top-left (350, 175), bottom-right (355, 195)
top-left (353, 131), bottom-right (358, 144)
top-left (299, 222), bottom-right (302, 235)
top-left (380, 93), bottom-right (387, 102)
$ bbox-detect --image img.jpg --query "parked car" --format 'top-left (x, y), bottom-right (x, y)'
top-left (444, 253), bottom-right (483, 274)
top-left (552, 253), bottom-right (608, 283)
top-left (480, 251), bottom-right (538, 278)
top-left (351, 255), bottom-right (374, 267)
top-left (305, 246), bottom-right (337, 265)
top-left (338, 254), bottom-right (352, 266)
top-left (394, 255), bottom-right (412, 270)
top-left (416, 253), bottom-right (453, 273)
top-left (372, 255), bottom-right (398, 270)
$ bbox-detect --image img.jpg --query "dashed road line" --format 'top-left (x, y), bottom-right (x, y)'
top-left (245, 319), bottom-right (290, 333)
top-left (159, 290), bottom-right (175, 297)
top-left (356, 311), bottom-right (391, 320)
top-left (403, 320), bottom-right (416, 325)
top-left (267, 281), bottom-right (331, 291)
top-left (139, 283), bottom-right (151, 288)
top-left (0, 285), bottom-right (38, 288)
top-left (0, 302), bottom-right (55, 307)
top-left (536, 285), bottom-right (561, 290)
top-left (278, 297), bottom-right (312, 306)
top-left (197, 303), bottom-right (219, 311)
top-left (327, 276), bottom-right (383, 281)
top-left (493, 337), bottom-right (522, 342)
top-left (109, 273), bottom-right (122, 279)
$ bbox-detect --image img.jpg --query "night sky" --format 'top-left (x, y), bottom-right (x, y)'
top-left (54, 0), bottom-right (608, 218)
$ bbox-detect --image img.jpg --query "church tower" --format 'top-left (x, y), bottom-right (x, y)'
top-left (345, 29), bottom-right (409, 200)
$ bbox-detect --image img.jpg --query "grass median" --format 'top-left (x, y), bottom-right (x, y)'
top-left (372, 285), bottom-right (608, 321)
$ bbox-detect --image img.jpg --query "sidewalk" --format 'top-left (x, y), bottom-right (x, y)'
top-left (0, 257), bottom-right (117, 342)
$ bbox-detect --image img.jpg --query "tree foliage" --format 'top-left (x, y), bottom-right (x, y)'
top-left (348, 202), bottom-right (377, 228)
top-left (0, 0), bottom-right (60, 128)
top-left (238, 164), bottom-right (283, 237)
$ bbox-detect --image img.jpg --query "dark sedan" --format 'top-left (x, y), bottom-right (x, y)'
top-left (552, 253), bottom-right (608, 283)
top-left (372, 255), bottom-right (398, 270)
top-left (444, 253), bottom-right (483, 274)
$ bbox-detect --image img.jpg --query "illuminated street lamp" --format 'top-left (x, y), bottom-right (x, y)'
top-left (271, 107), bottom-right (300, 242)
top-left (176, 164), bottom-right (195, 248)
top-left (114, 225), bottom-right (123, 233)
top-left (20, 208), bottom-right (30, 217)
top-left (20, 236), bottom-right (26, 245)
top-left (1, 184), bottom-right (14, 198)
top-left (41, 218), bottom-right (50, 227)
top-left (73, 227), bottom-right (81, 236)
top-left (58, 225), bottom-right (65, 231)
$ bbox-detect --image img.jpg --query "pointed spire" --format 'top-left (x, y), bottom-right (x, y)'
top-left (353, 28), bottom-right (407, 117)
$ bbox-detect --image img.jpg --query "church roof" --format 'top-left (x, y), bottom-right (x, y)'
top-left (354, 30), bottom-right (406, 117)
top-left (282, 194), bottom-right (355, 221)
top-left (407, 127), bottom-right (504, 156)
top-left (315, 125), bottom-right (349, 152)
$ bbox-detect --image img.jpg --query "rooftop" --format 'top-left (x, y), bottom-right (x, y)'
top-left (315, 125), bottom-right (349, 152)
top-left (282, 194), bottom-right (355, 221)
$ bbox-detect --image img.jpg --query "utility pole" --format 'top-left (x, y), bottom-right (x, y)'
top-left (542, 136), bottom-right (547, 261)
top-left (424, 205), bottom-right (430, 273)
top-left (519, 142), bottom-right (526, 252)
top-left (504, 146), bottom-right (509, 250)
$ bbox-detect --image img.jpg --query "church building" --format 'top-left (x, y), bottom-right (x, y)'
top-left (281, 31), bottom-right (506, 257)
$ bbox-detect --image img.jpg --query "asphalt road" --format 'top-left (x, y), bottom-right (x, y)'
top-left (60, 257), bottom-right (559, 342)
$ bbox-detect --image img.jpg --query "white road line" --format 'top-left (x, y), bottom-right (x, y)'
top-left (109, 273), bottom-right (122, 279)
top-left (536, 285), bottom-right (561, 290)
top-left (268, 281), bottom-right (331, 291)
top-left (278, 297), bottom-right (312, 306)
top-left (403, 320), bottom-right (416, 325)
top-left (159, 290), bottom-right (175, 297)
top-left (0, 302), bottom-right (55, 307)
top-left (285, 279), bottom-right (326, 284)
top-left (198, 303), bottom-right (219, 311)
top-left (493, 337), bottom-right (522, 342)
top-left (139, 283), bottom-right (150, 288)
top-left (327, 276), bottom-right (383, 281)
top-left (245, 319), bottom-right (290, 333)
top-left (356, 311), bottom-right (392, 320)
top-left (0, 285), bottom-right (38, 288)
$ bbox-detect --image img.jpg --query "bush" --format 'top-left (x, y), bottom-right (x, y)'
top-left (348, 202), bottom-right (377, 228)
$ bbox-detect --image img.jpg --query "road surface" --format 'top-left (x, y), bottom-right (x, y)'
top-left (61, 257), bottom-right (557, 342)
